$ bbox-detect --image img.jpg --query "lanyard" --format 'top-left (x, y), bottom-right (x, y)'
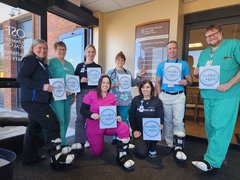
top-left (167, 59), bottom-right (178, 63)
top-left (110, 68), bottom-right (128, 81)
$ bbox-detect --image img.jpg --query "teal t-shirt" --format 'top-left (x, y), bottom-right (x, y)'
top-left (197, 39), bottom-right (240, 99)
top-left (48, 57), bottom-right (75, 83)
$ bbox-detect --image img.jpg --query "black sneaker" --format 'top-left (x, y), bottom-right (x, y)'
top-left (149, 150), bottom-right (157, 158)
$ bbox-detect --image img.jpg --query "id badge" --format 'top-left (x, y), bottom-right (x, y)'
top-left (167, 84), bottom-right (174, 87)
top-left (80, 67), bottom-right (85, 72)
top-left (206, 60), bottom-right (213, 66)
top-left (139, 105), bottom-right (144, 112)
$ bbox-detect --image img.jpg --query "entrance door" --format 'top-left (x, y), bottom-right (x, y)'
top-left (183, 5), bottom-right (240, 145)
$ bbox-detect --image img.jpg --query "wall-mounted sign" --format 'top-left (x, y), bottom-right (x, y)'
top-left (134, 20), bottom-right (169, 81)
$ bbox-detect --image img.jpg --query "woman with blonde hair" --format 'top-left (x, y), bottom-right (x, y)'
top-left (74, 44), bottom-right (102, 148)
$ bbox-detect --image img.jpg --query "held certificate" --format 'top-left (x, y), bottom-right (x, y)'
top-left (87, 67), bottom-right (101, 86)
top-left (163, 63), bottom-right (182, 85)
top-left (199, 66), bottom-right (220, 89)
top-left (118, 74), bottom-right (131, 92)
top-left (49, 78), bottom-right (66, 101)
top-left (66, 74), bottom-right (81, 93)
top-left (99, 106), bottom-right (117, 129)
top-left (142, 118), bottom-right (161, 141)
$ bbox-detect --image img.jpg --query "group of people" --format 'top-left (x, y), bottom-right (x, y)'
top-left (17, 24), bottom-right (240, 174)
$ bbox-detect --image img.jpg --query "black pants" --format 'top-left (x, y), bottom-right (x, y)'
top-left (21, 102), bottom-right (60, 163)
top-left (133, 134), bottom-right (157, 158)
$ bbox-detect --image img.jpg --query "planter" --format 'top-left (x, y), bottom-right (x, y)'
top-left (0, 148), bottom-right (16, 180)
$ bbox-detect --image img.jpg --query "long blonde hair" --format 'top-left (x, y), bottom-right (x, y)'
top-left (27, 39), bottom-right (48, 64)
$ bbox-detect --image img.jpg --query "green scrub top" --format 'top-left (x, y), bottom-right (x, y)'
top-left (48, 57), bottom-right (75, 83)
top-left (198, 39), bottom-right (240, 99)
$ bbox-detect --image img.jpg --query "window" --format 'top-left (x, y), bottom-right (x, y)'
top-left (60, 29), bottom-right (85, 68)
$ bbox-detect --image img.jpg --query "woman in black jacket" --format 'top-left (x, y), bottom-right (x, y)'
top-left (129, 80), bottom-right (164, 158)
top-left (17, 39), bottom-right (74, 170)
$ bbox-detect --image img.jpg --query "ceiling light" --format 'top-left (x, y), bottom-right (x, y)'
top-left (189, 42), bottom-right (203, 48)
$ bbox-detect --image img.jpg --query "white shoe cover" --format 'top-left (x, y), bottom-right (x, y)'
top-left (192, 161), bottom-right (209, 171)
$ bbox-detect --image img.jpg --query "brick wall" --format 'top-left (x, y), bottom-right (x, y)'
top-left (47, 12), bottom-right (79, 57)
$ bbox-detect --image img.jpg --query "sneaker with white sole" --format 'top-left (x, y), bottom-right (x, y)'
top-left (149, 150), bottom-right (157, 158)
top-left (84, 141), bottom-right (90, 148)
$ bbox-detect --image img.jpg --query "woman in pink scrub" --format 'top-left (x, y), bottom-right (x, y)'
top-left (81, 75), bottom-right (134, 172)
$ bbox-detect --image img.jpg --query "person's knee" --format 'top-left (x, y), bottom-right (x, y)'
top-left (135, 149), bottom-right (148, 158)
top-left (117, 122), bottom-right (130, 136)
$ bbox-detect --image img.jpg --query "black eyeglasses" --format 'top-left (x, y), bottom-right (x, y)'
top-left (205, 31), bottom-right (220, 39)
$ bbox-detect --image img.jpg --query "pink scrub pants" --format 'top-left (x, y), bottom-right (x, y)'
top-left (86, 119), bottom-right (130, 155)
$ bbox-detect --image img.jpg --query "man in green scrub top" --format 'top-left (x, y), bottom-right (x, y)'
top-left (49, 41), bottom-right (75, 145)
top-left (192, 24), bottom-right (240, 174)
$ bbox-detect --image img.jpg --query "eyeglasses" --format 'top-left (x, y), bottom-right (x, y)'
top-left (205, 31), bottom-right (220, 39)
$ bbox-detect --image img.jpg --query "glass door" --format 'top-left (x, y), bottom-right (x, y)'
top-left (185, 22), bottom-right (240, 144)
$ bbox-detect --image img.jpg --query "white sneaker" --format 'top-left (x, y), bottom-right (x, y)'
top-left (128, 143), bottom-right (135, 149)
top-left (84, 141), bottom-right (90, 148)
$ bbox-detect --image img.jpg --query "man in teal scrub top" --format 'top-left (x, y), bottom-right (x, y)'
top-left (49, 41), bottom-right (75, 145)
top-left (192, 24), bottom-right (240, 174)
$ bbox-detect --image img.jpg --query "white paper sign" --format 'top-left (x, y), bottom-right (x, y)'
top-left (87, 67), bottom-right (101, 86)
top-left (143, 118), bottom-right (161, 141)
top-left (163, 63), bottom-right (182, 84)
top-left (66, 74), bottom-right (80, 93)
top-left (49, 78), bottom-right (66, 101)
top-left (99, 106), bottom-right (117, 129)
top-left (199, 66), bottom-right (220, 89)
top-left (118, 74), bottom-right (131, 92)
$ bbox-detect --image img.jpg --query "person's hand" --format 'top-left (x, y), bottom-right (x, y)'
top-left (193, 68), bottom-right (199, 78)
top-left (113, 82), bottom-right (120, 87)
top-left (43, 84), bottom-right (52, 92)
top-left (217, 83), bottom-right (231, 92)
top-left (160, 124), bottom-right (163, 129)
top-left (178, 79), bottom-right (188, 86)
top-left (81, 77), bottom-right (88, 83)
top-left (138, 68), bottom-right (146, 77)
top-left (116, 116), bottom-right (122, 122)
top-left (66, 91), bottom-right (72, 96)
top-left (91, 113), bottom-right (100, 120)
top-left (133, 131), bottom-right (141, 138)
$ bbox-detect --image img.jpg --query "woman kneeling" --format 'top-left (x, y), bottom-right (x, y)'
top-left (81, 75), bottom-right (134, 171)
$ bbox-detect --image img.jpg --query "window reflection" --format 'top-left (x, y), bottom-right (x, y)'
top-left (0, 3), bottom-right (40, 114)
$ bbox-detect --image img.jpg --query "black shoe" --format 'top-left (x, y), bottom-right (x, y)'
top-left (111, 139), bottom-right (117, 145)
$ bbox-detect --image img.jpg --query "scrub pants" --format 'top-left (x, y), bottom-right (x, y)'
top-left (203, 97), bottom-right (240, 168)
top-left (86, 120), bottom-right (130, 156)
top-left (51, 95), bottom-right (72, 145)
top-left (74, 89), bottom-right (93, 144)
top-left (118, 106), bottom-right (130, 124)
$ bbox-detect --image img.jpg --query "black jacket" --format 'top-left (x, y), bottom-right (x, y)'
top-left (17, 54), bottom-right (52, 103)
top-left (129, 95), bottom-right (164, 132)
